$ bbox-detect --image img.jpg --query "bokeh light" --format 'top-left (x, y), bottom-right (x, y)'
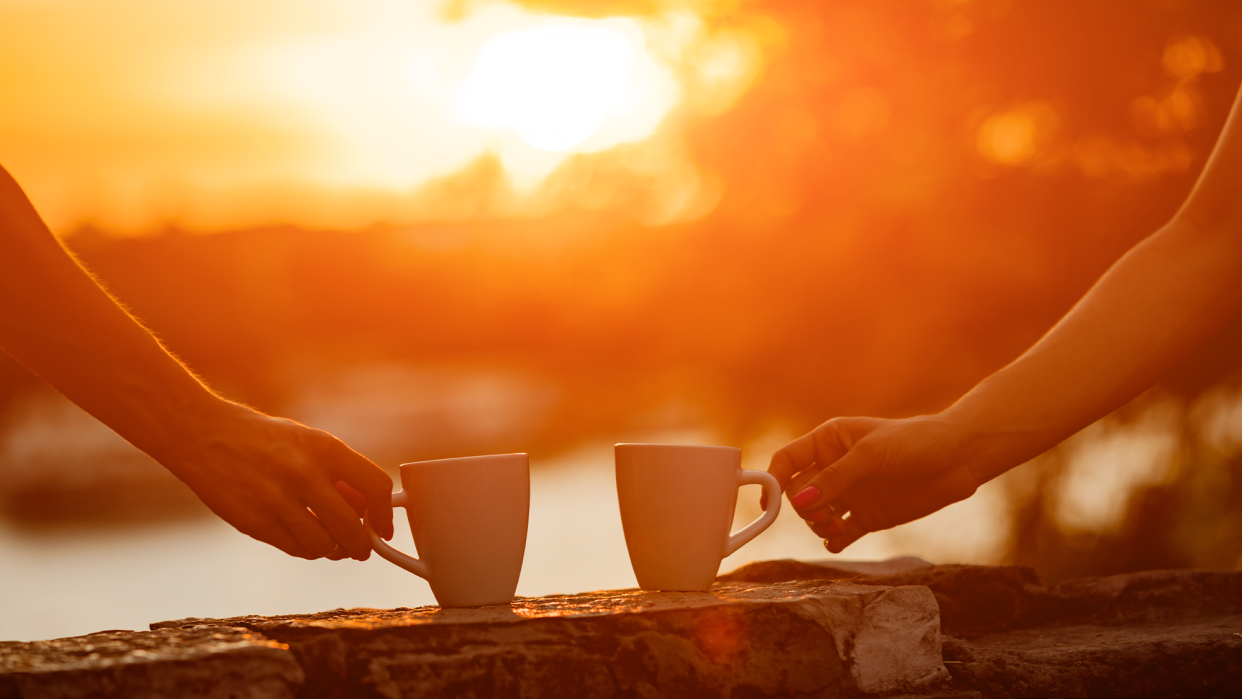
top-left (976, 102), bottom-right (1059, 166)
top-left (1163, 34), bottom-right (1224, 80)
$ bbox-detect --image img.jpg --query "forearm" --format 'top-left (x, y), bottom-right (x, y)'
top-left (943, 86), bottom-right (1242, 484)
top-left (944, 215), bottom-right (1242, 482)
top-left (0, 166), bottom-right (228, 467)
top-left (777, 227), bottom-right (1242, 550)
top-left (0, 166), bottom-right (395, 561)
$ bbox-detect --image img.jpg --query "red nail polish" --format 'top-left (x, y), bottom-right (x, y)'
top-left (791, 486), bottom-right (819, 508)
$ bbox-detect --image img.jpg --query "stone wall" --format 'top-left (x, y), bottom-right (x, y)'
top-left (724, 560), bottom-right (1242, 698)
top-left (3, 561), bottom-right (1241, 698)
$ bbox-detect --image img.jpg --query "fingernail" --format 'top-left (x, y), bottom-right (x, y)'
top-left (791, 486), bottom-right (819, 508)
top-left (823, 520), bottom-right (842, 536)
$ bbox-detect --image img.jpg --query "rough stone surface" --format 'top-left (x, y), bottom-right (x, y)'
top-left (722, 559), bottom-right (1242, 698)
top-left (152, 580), bottom-right (947, 699)
top-left (8, 560), bottom-right (1240, 698)
top-left (0, 625), bottom-right (303, 699)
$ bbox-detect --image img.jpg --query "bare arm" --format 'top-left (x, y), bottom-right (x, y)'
top-left (769, 85), bottom-right (1242, 552)
top-left (950, 197), bottom-right (1242, 482)
top-left (0, 166), bottom-right (393, 560)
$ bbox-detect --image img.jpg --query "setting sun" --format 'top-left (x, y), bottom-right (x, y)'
top-left (459, 24), bottom-right (637, 152)
top-left (0, 1), bottom-right (724, 232)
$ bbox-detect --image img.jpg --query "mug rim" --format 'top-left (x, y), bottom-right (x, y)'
top-left (399, 453), bottom-right (528, 471)
top-left (614, 443), bottom-right (740, 452)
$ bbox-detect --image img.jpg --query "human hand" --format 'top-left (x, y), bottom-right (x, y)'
top-left (162, 402), bottom-right (394, 561)
top-left (764, 415), bottom-right (979, 553)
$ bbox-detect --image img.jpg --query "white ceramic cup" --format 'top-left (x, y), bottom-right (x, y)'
top-left (365, 453), bottom-right (529, 608)
top-left (615, 443), bottom-right (781, 591)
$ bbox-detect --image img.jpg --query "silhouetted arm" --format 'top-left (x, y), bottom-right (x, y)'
top-left (0, 165), bottom-right (393, 560)
top-left (768, 84), bottom-right (1242, 552)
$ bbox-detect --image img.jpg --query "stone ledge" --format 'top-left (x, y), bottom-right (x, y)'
top-left (6, 562), bottom-right (1240, 698)
top-left (0, 626), bottom-right (302, 699)
top-left (941, 618), bottom-right (1242, 699)
top-left (722, 560), bottom-right (1242, 698)
top-left (152, 580), bottom-right (947, 698)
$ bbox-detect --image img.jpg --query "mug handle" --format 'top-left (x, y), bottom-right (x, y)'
top-left (723, 470), bottom-right (782, 557)
top-left (365, 490), bottom-right (430, 580)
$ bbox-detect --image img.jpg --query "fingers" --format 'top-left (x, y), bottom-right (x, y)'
top-left (765, 420), bottom-right (851, 510)
top-left (811, 466), bottom-right (979, 553)
top-left (788, 463), bottom-right (822, 496)
top-left (246, 504), bottom-right (348, 561)
top-left (809, 515), bottom-right (843, 538)
top-left (806, 494), bottom-right (851, 534)
top-left (326, 442), bottom-right (395, 541)
top-left (249, 519), bottom-right (316, 560)
top-left (802, 505), bottom-right (837, 524)
top-left (767, 432), bottom-right (817, 490)
top-left (180, 408), bottom-right (393, 563)
top-left (823, 516), bottom-right (868, 554)
top-left (306, 486), bottom-right (374, 561)
top-left (780, 415), bottom-right (977, 554)
top-left (334, 481), bottom-right (368, 516)
top-left (760, 454), bottom-right (819, 509)
top-left (787, 430), bottom-right (881, 513)
top-left (773, 418), bottom-right (878, 512)
top-left (276, 507), bottom-right (340, 560)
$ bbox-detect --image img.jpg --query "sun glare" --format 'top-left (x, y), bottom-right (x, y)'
top-left (0, 1), bottom-right (761, 232)
top-left (460, 24), bottom-right (636, 152)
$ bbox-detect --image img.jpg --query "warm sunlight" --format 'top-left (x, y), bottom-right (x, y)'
top-left (7, 7), bottom-right (1242, 686)
top-left (459, 24), bottom-right (636, 152)
top-left (0, 1), bottom-right (758, 232)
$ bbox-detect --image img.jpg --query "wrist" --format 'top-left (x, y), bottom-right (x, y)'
top-left (105, 368), bottom-right (242, 474)
top-left (935, 405), bottom-right (1028, 487)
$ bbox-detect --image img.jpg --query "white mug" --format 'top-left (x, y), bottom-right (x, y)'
top-left (615, 443), bottom-right (781, 591)
top-left (366, 453), bottom-right (529, 608)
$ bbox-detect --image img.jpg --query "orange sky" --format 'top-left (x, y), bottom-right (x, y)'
top-left (0, 0), bottom-right (769, 233)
